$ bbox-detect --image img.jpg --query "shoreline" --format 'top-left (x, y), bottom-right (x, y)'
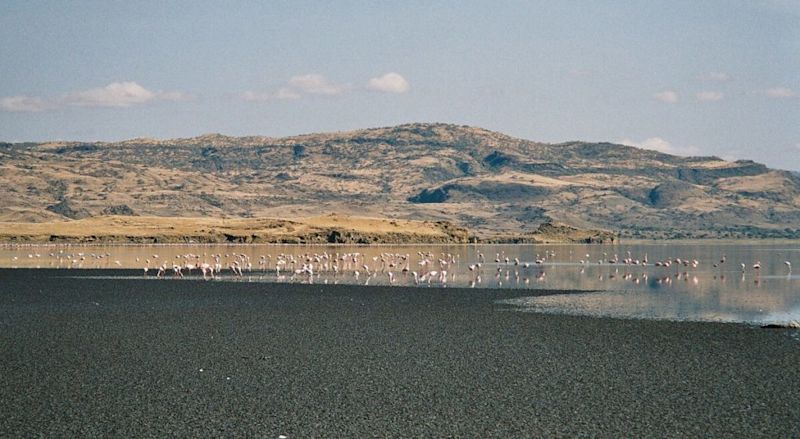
top-left (4, 237), bottom-right (800, 248)
top-left (0, 215), bottom-right (616, 245)
top-left (2, 269), bottom-right (799, 436)
top-left (17, 268), bottom-right (800, 328)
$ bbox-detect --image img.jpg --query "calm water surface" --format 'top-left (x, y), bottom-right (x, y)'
top-left (2, 242), bottom-right (798, 326)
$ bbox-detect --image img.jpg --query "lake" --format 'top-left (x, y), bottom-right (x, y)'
top-left (2, 241), bottom-right (798, 326)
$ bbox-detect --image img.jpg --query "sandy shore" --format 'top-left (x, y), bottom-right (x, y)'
top-left (1, 269), bottom-right (798, 437)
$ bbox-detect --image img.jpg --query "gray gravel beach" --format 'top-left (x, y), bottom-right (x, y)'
top-left (1, 269), bottom-right (798, 437)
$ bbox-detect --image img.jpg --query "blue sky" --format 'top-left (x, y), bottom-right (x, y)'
top-left (1, 1), bottom-right (798, 170)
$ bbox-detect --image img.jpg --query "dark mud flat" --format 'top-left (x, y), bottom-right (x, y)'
top-left (1, 269), bottom-right (798, 437)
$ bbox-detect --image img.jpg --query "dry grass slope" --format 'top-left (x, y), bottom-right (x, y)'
top-left (0, 215), bottom-right (471, 244)
top-left (0, 215), bottom-right (614, 244)
top-left (1, 123), bottom-right (798, 240)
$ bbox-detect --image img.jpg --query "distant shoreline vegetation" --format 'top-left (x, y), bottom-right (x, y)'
top-left (0, 215), bottom-right (617, 245)
top-left (620, 226), bottom-right (800, 240)
top-left (2, 214), bottom-right (798, 244)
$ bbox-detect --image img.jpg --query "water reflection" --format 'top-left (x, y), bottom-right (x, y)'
top-left (1, 242), bottom-right (798, 325)
top-left (499, 285), bottom-right (800, 326)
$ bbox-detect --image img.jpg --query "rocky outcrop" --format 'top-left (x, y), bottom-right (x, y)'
top-left (45, 200), bottom-right (89, 219)
top-left (101, 205), bottom-right (136, 216)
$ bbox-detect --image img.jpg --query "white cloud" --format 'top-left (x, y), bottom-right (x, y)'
top-left (66, 81), bottom-right (156, 107)
top-left (0, 81), bottom-right (188, 112)
top-left (0, 95), bottom-right (53, 112)
top-left (696, 91), bottom-right (724, 102)
top-left (620, 137), bottom-right (701, 157)
top-left (366, 72), bottom-right (410, 94)
top-left (274, 87), bottom-right (302, 100)
top-left (765, 87), bottom-right (795, 98)
top-left (242, 71), bottom-right (412, 103)
top-left (287, 74), bottom-right (347, 95)
top-left (243, 74), bottom-right (349, 102)
top-left (653, 90), bottom-right (678, 103)
top-left (698, 72), bottom-right (731, 82)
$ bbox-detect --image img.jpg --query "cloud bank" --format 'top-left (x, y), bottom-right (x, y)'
top-left (243, 72), bottom-right (410, 102)
top-left (0, 82), bottom-right (189, 112)
top-left (0, 96), bottom-right (54, 112)
top-left (242, 73), bottom-right (349, 102)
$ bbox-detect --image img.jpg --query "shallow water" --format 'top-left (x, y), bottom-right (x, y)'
top-left (2, 241), bottom-right (798, 325)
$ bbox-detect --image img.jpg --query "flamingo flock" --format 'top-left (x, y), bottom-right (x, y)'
top-left (1, 244), bottom-right (795, 288)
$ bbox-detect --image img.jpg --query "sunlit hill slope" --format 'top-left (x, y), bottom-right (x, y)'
top-left (2, 123), bottom-right (799, 240)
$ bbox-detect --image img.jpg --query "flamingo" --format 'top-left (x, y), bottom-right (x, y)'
top-left (184, 262), bottom-right (196, 275)
top-left (200, 262), bottom-right (214, 280)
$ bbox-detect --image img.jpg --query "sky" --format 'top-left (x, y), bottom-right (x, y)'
top-left (1, 1), bottom-right (798, 170)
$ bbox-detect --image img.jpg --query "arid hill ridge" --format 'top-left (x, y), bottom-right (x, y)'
top-left (2, 123), bottom-right (799, 239)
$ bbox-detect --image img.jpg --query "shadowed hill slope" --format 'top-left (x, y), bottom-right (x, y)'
top-left (1, 123), bottom-right (799, 239)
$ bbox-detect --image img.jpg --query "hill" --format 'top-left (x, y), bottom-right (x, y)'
top-left (1, 123), bottom-right (799, 239)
